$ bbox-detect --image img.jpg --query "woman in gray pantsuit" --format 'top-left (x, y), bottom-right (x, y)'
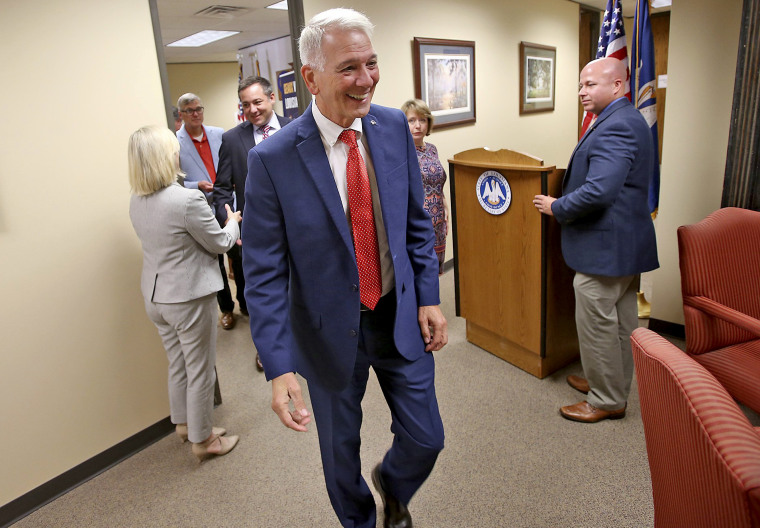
top-left (128, 125), bottom-right (240, 462)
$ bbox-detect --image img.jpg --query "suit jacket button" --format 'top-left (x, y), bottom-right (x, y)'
top-left (349, 330), bottom-right (357, 337)
top-left (351, 284), bottom-right (359, 292)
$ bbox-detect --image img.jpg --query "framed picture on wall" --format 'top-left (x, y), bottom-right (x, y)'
top-left (413, 37), bottom-right (476, 128)
top-left (519, 42), bottom-right (556, 115)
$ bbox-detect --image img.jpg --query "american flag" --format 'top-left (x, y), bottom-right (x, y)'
top-left (236, 63), bottom-right (245, 123)
top-left (579, 0), bottom-right (631, 137)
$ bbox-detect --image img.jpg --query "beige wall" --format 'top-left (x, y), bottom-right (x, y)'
top-left (303, 0), bottom-right (580, 264)
top-left (0, 0), bottom-right (169, 505)
top-left (168, 62), bottom-right (241, 131)
top-left (648, 0), bottom-right (743, 324)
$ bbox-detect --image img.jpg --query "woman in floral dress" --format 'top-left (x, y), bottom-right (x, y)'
top-left (402, 99), bottom-right (448, 275)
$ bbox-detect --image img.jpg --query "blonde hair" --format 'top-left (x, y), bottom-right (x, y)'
top-left (401, 99), bottom-right (434, 134)
top-left (127, 125), bottom-right (183, 196)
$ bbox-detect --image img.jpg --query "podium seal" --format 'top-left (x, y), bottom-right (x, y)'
top-left (476, 170), bottom-right (511, 215)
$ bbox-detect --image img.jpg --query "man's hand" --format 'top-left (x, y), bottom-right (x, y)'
top-left (533, 194), bottom-right (556, 216)
top-left (271, 372), bottom-right (312, 432)
top-left (418, 305), bottom-right (448, 352)
top-left (198, 180), bottom-right (214, 193)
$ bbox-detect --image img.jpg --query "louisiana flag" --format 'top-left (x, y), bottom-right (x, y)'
top-left (630, 0), bottom-right (660, 216)
top-left (580, 0), bottom-right (631, 137)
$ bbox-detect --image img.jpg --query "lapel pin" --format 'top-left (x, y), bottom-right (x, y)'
top-left (370, 120), bottom-right (377, 125)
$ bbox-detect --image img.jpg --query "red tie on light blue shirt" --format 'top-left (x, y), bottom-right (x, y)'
top-left (338, 129), bottom-right (382, 310)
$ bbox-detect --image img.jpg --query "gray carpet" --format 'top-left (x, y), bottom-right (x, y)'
top-left (14, 271), bottom-right (664, 527)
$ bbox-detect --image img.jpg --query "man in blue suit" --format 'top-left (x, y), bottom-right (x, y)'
top-left (176, 93), bottom-right (236, 330)
top-left (534, 58), bottom-right (659, 423)
top-left (242, 8), bottom-right (446, 528)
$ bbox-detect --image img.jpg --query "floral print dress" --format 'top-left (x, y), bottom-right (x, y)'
top-left (415, 142), bottom-right (447, 274)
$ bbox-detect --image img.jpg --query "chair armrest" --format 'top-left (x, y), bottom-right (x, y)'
top-left (685, 295), bottom-right (760, 337)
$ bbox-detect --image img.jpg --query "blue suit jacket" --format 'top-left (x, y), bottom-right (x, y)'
top-left (552, 98), bottom-right (659, 277)
top-left (242, 104), bottom-right (440, 392)
top-left (177, 124), bottom-right (223, 204)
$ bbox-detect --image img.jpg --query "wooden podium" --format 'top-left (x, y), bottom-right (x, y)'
top-left (448, 148), bottom-right (578, 378)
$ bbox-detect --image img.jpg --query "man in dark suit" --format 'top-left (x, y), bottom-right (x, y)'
top-left (213, 76), bottom-right (289, 365)
top-left (534, 57), bottom-right (659, 423)
top-left (241, 8), bottom-right (447, 528)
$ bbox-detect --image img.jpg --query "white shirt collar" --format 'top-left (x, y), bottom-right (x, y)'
top-left (258, 111), bottom-right (281, 134)
top-left (311, 101), bottom-right (363, 146)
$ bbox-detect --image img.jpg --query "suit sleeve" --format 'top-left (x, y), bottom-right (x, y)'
top-left (213, 135), bottom-right (236, 225)
top-left (183, 179), bottom-right (200, 191)
top-left (242, 148), bottom-right (296, 380)
top-left (401, 116), bottom-right (440, 307)
top-left (184, 191), bottom-right (239, 254)
top-left (552, 118), bottom-right (639, 224)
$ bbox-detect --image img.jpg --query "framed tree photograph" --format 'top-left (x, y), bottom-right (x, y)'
top-left (413, 37), bottom-right (476, 128)
top-left (519, 42), bottom-right (556, 115)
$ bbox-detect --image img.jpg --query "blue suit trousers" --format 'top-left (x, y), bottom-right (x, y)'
top-left (307, 293), bottom-right (445, 528)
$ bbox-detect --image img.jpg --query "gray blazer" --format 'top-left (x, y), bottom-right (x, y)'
top-left (130, 183), bottom-right (240, 304)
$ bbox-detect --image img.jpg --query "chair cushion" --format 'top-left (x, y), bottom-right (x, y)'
top-left (694, 339), bottom-right (760, 415)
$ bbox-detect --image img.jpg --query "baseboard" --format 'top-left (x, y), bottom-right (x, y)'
top-left (0, 417), bottom-right (173, 528)
top-left (647, 318), bottom-right (685, 339)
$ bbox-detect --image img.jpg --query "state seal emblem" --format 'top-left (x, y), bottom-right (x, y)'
top-left (476, 170), bottom-right (511, 215)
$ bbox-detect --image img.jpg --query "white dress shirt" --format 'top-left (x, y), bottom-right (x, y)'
top-left (253, 112), bottom-right (282, 144)
top-left (311, 102), bottom-right (394, 297)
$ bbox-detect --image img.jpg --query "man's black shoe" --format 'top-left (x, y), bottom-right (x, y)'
top-left (371, 464), bottom-right (412, 528)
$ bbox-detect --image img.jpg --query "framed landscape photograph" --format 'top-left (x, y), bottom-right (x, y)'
top-left (413, 37), bottom-right (476, 128)
top-left (519, 42), bottom-right (556, 115)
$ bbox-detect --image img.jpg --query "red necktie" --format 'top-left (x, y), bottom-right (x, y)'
top-left (260, 125), bottom-right (271, 140)
top-left (338, 129), bottom-right (382, 310)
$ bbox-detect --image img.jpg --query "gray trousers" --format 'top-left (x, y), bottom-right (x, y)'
top-left (145, 293), bottom-right (217, 443)
top-left (573, 272), bottom-right (638, 410)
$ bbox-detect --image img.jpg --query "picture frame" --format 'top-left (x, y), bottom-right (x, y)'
top-left (413, 37), bottom-right (476, 129)
top-left (519, 42), bottom-right (556, 115)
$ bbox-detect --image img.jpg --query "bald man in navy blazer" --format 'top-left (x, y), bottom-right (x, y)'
top-left (534, 57), bottom-right (659, 424)
top-left (242, 9), bottom-right (446, 528)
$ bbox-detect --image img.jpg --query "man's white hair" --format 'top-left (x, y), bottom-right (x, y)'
top-left (298, 8), bottom-right (374, 71)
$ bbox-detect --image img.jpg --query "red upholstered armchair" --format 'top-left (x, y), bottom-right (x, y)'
top-left (677, 206), bottom-right (760, 413)
top-left (631, 328), bottom-right (760, 528)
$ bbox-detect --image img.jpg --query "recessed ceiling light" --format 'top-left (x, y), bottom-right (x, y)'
top-left (650, 0), bottom-right (671, 7)
top-left (266, 1), bottom-right (288, 10)
top-left (167, 30), bottom-right (240, 47)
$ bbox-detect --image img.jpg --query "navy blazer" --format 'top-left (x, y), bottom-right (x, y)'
top-left (242, 104), bottom-right (440, 392)
top-left (552, 98), bottom-right (659, 277)
top-left (177, 124), bottom-right (223, 204)
top-left (213, 114), bottom-right (290, 224)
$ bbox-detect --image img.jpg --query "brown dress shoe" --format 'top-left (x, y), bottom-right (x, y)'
top-left (560, 401), bottom-right (626, 423)
top-left (567, 375), bottom-right (590, 394)
top-left (220, 311), bottom-right (236, 330)
top-left (255, 352), bottom-right (264, 372)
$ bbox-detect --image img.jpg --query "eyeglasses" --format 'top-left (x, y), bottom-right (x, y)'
top-left (181, 107), bottom-right (204, 115)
